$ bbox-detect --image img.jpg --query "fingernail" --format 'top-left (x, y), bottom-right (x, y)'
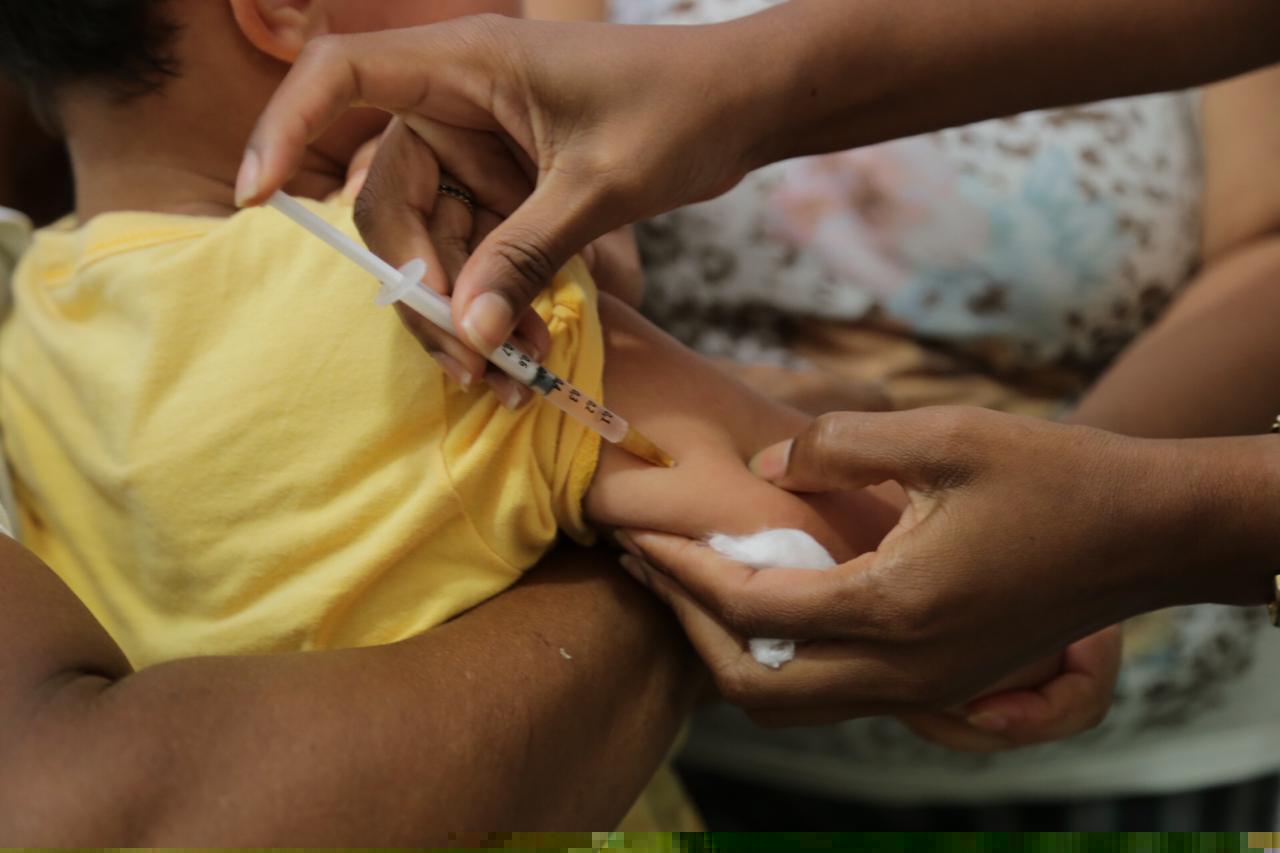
top-left (619, 555), bottom-right (649, 587)
top-left (966, 712), bottom-right (1009, 732)
top-left (341, 168), bottom-right (369, 203)
top-left (461, 292), bottom-right (514, 354)
top-left (431, 352), bottom-right (473, 390)
top-left (749, 440), bottom-right (792, 481)
top-left (498, 383), bottom-right (522, 411)
top-left (234, 150), bottom-right (260, 207)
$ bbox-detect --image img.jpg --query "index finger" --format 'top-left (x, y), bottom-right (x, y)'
top-left (236, 23), bottom-right (505, 207)
top-left (624, 554), bottom-right (907, 717)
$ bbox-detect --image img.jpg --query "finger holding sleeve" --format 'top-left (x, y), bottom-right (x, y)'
top-left (399, 114), bottom-right (535, 219)
top-left (451, 168), bottom-right (623, 356)
top-left (355, 119), bottom-right (487, 383)
top-left (397, 115), bottom-right (553, 402)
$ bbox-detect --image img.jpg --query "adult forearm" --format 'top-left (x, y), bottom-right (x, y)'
top-left (1057, 245), bottom-right (1280, 606)
top-left (1068, 239), bottom-right (1280, 440)
top-left (2, 544), bottom-right (697, 844)
top-left (1164, 433), bottom-right (1280, 609)
top-left (737, 0), bottom-right (1280, 169)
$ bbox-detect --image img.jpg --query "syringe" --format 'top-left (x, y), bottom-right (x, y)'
top-left (267, 191), bottom-right (674, 468)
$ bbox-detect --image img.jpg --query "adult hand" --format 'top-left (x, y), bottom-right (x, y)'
top-left (237, 0), bottom-right (1280, 365)
top-left (898, 626), bottom-right (1122, 751)
top-left (346, 117), bottom-right (544, 408)
top-left (619, 407), bottom-right (1277, 726)
top-left (236, 14), bottom-right (762, 357)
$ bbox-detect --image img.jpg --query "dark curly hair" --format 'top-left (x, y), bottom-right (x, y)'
top-left (0, 0), bottom-right (181, 109)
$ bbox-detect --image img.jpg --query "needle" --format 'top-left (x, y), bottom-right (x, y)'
top-left (267, 192), bottom-right (675, 468)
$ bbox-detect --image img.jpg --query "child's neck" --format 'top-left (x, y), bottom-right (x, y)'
top-left (64, 104), bottom-right (348, 222)
top-left (60, 70), bottom-right (348, 222)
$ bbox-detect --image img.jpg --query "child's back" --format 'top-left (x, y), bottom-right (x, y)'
top-left (0, 0), bottom-right (608, 667)
top-left (3, 202), bottom-right (602, 666)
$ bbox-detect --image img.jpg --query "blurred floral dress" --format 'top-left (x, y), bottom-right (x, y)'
top-left (615, 0), bottom-right (1280, 826)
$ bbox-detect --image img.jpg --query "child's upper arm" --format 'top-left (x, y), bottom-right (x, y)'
top-left (584, 294), bottom-right (900, 562)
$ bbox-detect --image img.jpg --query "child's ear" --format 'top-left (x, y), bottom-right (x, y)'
top-left (229, 0), bottom-right (328, 63)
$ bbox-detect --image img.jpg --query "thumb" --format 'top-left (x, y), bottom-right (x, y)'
top-left (451, 176), bottom-right (614, 354)
top-left (749, 409), bottom-right (983, 493)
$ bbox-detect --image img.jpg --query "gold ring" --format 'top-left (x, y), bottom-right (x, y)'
top-left (437, 183), bottom-right (476, 212)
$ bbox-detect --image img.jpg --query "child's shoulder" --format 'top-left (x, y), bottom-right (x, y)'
top-left (214, 198), bottom-right (360, 273)
top-left (24, 198), bottom-right (357, 276)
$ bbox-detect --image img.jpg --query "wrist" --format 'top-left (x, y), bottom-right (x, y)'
top-left (1143, 435), bottom-right (1280, 609)
top-left (722, 1), bottom-right (877, 171)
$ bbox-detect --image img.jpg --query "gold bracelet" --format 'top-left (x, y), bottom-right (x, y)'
top-left (1268, 416), bottom-right (1279, 624)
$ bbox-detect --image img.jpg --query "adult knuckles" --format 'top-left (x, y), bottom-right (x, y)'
top-left (715, 594), bottom-right (773, 637)
top-left (710, 658), bottom-right (779, 708)
top-left (790, 413), bottom-right (864, 485)
top-left (490, 225), bottom-right (562, 302)
top-left (350, 182), bottom-right (386, 239)
top-left (828, 568), bottom-right (898, 641)
top-left (809, 412), bottom-right (860, 455)
top-left (883, 666), bottom-right (964, 710)
top-left (844, 559), bottom-right (946, 646)
top-left (454, 12), bottom-right (519, 53)
top-left (294, 33), bottom-right (355, 80)
top-left (588, 155), bottom-right (653, 217)
top-left (908, 407), bottom-right (989, 488)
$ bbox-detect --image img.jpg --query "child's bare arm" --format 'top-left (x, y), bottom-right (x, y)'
top-left (586, 296), bottom-right (1076, 741)
top-left (584, 294), bottom-right (901, 561)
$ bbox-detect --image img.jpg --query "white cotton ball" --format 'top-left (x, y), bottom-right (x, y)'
top-left (707, 529), bottom-right (837, 668)
top-left (748, 638), bottom-right (797, 670)
top-left (706, 529), bottom-right (837, 570)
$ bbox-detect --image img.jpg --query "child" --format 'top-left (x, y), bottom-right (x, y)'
top-left (0, 0), bottom-right (1060, 807)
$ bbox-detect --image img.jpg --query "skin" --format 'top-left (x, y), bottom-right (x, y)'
top-left (0, 0), bottom-right (701, 841)
top-left (0, 536), bottom-right (700, 844)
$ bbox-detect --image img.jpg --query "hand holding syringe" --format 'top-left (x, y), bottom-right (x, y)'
top-left (268, 192), bottom-right (673, 468)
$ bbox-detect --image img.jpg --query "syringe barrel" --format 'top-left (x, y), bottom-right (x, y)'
top-left (387, 275), bottom-right (457, 337)
top-left (382, 270), bottom-right (539, 385)
top-left (539, 372), bottom-right (629, 443)
top-left (381, 263), bottom-right (626, 443)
